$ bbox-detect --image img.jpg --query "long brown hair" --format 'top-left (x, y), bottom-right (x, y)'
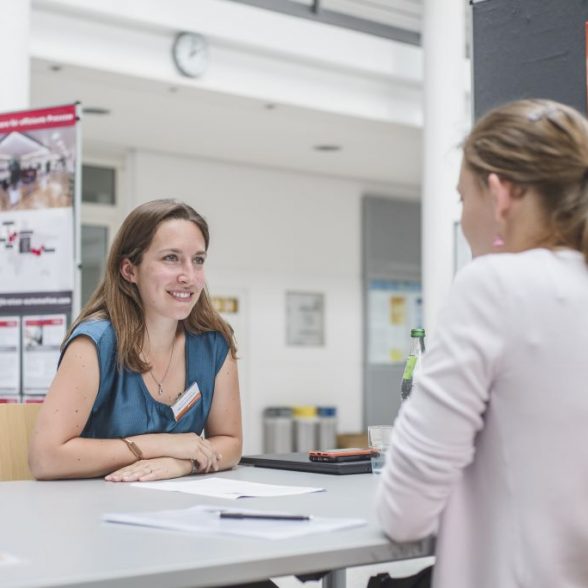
top-left (65, 199), bottom-right (237, 371)
top-left (462, 98), bottom-right (588, 261)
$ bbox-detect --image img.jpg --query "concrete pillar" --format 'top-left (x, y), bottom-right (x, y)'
top-left (0, 0), bottom-right (31, 112)
top-left (421, 0), bottom-right (467, 334)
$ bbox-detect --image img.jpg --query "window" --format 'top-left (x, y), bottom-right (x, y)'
top-left (81, 225), bottom-right (108, 306)
top-left (80, 156), bottom-right (124, 310)
top-left (82, 165), bottom-right (116, 205)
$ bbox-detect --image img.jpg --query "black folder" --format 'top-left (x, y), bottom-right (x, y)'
top-left (239, 452), bottom-right (372, 475)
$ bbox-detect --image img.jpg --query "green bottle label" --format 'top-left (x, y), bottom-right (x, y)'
top-left (402, 355), bottom-right (417, 381)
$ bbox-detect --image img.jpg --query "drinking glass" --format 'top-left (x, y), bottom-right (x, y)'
top-left (368, 425), bottom-right (394, 474)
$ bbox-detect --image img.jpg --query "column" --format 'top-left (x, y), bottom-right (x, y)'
top-left (421, 0), bottom-right (467, 334)
top-left (0, 0), bottom-right (31, 112)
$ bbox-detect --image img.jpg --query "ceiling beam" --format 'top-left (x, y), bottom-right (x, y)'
top-left (225, 0), bottom-right (421, 45)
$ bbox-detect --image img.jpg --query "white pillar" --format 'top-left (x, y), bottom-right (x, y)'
top-left (0, 0), bottom-right (31, 112)
top-left (421, 0), bottom-right (467, 335)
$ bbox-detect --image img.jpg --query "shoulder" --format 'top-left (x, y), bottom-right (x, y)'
top-left (454, 249), bottom-right (548, 290)
top-left (69, 319), bottom-right (116, 348)
top-left (186, 329), bottom-right (226, 344)
top-left (186, 330), bottom-right (229, 353)
top-left (61, 319), bottom-right (117, 370)
top-left (450, 254), bottom-right (504, 304)
top-left (186, 330), bottom-right (230, 374)
top-left (456, 248), bottom-right (579, 293)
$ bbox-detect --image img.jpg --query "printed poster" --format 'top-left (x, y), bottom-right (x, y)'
top-left (368, 279), bottom-right (422, 364)
top-left (0, 316), bottom-right (20, 395)
top-left (0, 104), bottom-right (79, 397)
top-left (22, 314), bottom-right (66, 394)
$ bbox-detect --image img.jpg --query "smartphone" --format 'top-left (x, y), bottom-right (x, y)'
top-left (308, 448), bottom-right (376, 463)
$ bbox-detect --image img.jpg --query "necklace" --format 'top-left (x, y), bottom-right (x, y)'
top-left (145, 335), bottom-right (176, 397)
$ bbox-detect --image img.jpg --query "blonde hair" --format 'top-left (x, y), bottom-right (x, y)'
top-left (65, 199), bottom-right (237, 371)
top-left (462, 98), bottom-right (588, 260)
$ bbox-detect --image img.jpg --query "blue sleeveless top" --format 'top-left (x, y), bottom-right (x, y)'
top-left (61, 320), bottom-right (229, 439)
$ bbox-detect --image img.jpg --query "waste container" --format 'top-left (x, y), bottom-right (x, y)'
top-left (262, 407), bottom-right (293, 453)
top-left (317, 406), bottom-right (337, 450)
top-left (293, 405), bottom-right (318, 452)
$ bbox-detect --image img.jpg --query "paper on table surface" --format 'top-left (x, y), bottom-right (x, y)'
top-left (130, 477), bottom-right (325, 499)
top-left (0, 552), bottom-right (22, 567)
top-left (103, 504), bottom-right (366, 540)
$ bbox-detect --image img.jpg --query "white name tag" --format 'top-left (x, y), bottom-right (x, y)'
top-left (171, 381), bottom-right (202, 422)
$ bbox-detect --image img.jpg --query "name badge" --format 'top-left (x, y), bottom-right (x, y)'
top-left (171, 381), bottom-right (201, 422)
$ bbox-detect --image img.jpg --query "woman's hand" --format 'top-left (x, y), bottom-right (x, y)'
top-left (191, 436), bottom-right (222, 473)
top-left (136, 432), bottom-right (221, 470)
top-left (105, 457), bottom-right (192, 482)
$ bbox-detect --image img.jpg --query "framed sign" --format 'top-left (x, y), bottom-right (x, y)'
top-left (286, 291), bottom-right (325, 347)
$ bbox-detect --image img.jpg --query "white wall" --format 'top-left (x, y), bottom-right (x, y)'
top-left (132, 150), bottom-right (375, 453)
top-left (27, 0), bottom-right (427, 453)
top-left (32, 0), bottom-right (423, 127)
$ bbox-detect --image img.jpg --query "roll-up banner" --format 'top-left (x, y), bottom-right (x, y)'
top-left (0, 104), bottom-right (81, 400)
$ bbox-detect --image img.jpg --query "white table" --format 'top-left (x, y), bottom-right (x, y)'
top-left (0, 466), bottom-right (433, 588)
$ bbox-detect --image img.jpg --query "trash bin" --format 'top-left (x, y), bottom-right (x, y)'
top-left (317, 406), bottom-right (337, 450)
top-left (293, 405), bottom-right (318, 452)
top-left (262, 407), bottom-right (293, 453)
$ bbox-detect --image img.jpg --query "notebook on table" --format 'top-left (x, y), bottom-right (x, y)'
top-left (239, 452), bottom-right (372, 475)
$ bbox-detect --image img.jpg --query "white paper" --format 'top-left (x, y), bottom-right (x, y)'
top-left (131, 477), bottom-right (325, 499)
top-left (104, 504), bottom-right (365, 540)
top-left (0, 552), bottom-right (22, 567)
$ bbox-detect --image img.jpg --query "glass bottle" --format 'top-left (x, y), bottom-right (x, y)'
top-left (400, 328), bottom-right (426, 401)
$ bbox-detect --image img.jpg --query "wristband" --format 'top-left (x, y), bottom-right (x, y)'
top-left (120, 437), bottom-right (144, 460)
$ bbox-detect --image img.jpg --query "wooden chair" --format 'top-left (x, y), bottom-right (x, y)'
top-left (0, 403), bottom-right (42, 481)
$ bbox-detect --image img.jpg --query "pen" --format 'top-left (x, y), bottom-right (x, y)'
top-left (219, 512), bottom-right (310, 521)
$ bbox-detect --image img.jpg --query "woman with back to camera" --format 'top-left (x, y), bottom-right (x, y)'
top-left (29, 199), bottom-right (242, 481)
top-left (377, 99), bottom-right (588, 588)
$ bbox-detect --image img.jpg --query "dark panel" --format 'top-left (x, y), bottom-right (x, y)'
top-left (472, 0), bottom-right (588, 118)
top-left (362, 196), bottom-right (421, 427)
top-left (363, 197), bottom-right (421, 278)
top-left (365, 365), bottom-right (404, 427)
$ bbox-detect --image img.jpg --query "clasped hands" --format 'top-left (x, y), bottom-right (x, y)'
top-left (105, 433), bottom-right (221, 482)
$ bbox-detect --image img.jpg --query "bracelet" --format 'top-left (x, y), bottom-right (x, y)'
top-left (120, 437), bottom-right (144, 460)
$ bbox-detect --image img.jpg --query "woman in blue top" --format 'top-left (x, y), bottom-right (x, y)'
top-left (29, 199), bottom-right (242, 481)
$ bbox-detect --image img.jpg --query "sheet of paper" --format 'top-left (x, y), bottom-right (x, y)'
top-left (131, 477), bottom-right (325, 499)
top-left (104, 505), bottom-right (365, 540)
top-left (0, 552), bottom-right (22, 567)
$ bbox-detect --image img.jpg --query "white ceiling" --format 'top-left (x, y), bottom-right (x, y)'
top-left (30, 60), bottom-right (422, 188)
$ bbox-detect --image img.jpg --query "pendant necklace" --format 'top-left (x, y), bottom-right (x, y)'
top-left (146, 335), bottom-right (176, 397)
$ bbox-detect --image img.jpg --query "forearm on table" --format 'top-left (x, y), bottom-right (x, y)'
top-left (30, 437), bottom-right (142, 480)
top-left (30, 433), bottom-right (192, 480)
top-left (207, 435), bottom-right (242, 470)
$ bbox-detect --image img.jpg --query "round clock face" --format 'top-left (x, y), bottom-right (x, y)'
top-left (172, 32), bottom-right (208, 78)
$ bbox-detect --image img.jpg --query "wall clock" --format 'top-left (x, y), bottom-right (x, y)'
top-left (172, 32), bottom-right (208, 78)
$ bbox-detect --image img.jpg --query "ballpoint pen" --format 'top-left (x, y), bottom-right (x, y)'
top-left (219, 512), bottom-right (311, 521)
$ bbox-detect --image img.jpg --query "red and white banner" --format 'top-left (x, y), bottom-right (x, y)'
top-left (0, 104), bottom-right (77, 133)
top-left (0, 103), bottom-right (81, 397)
